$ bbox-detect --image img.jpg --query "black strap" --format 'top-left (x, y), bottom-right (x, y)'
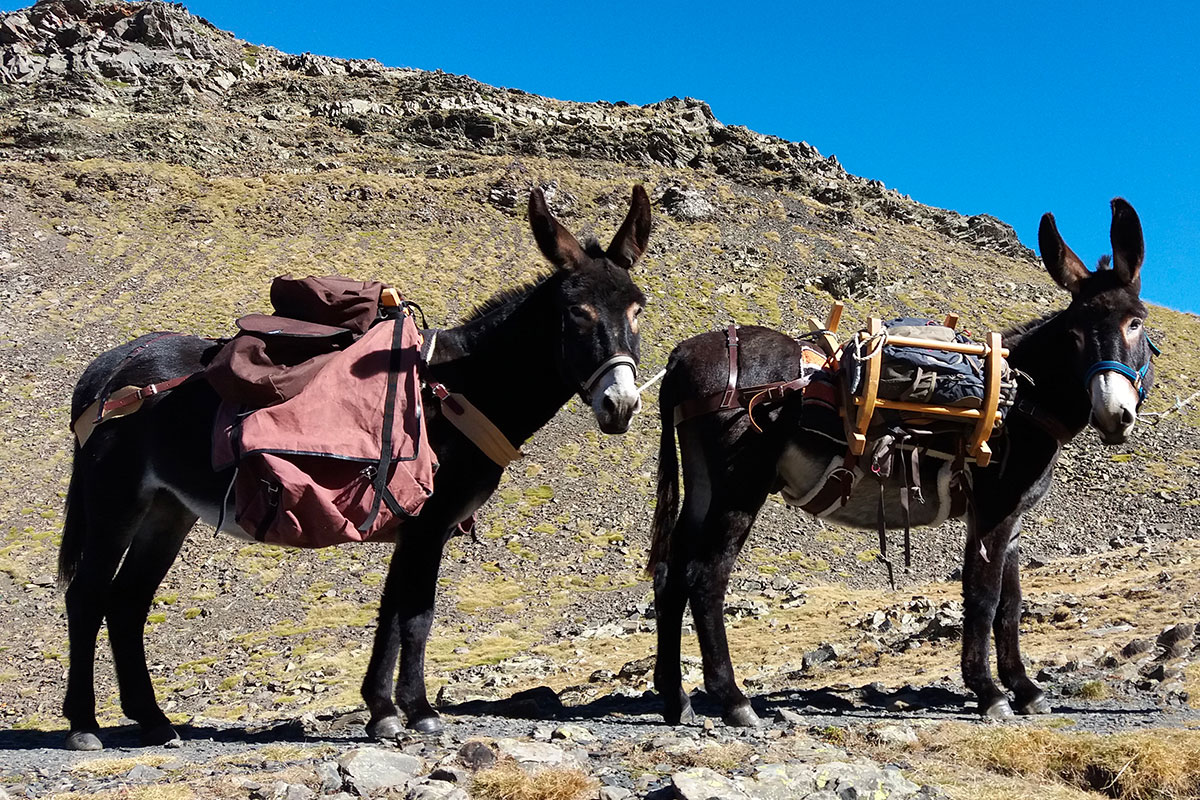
top-left (358, 318), bottom-right (406, 533)
top-left (877, 482), bottom-right (895, 590)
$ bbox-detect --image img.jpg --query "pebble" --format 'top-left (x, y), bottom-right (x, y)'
top-left (458, 740), bottom-right (496, 770)
top-left (552, 722), bottom-right (596, 743)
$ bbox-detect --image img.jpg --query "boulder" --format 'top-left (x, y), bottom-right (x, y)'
top-left (337, 748), bottom-right (423, 795)
top-left (671, 767), bottom-right (750, 800)
top-left (495, 738), bottom-right (587, 770)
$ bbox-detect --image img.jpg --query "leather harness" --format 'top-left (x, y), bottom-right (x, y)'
top-left (674, 325), bottom-right (813, 428)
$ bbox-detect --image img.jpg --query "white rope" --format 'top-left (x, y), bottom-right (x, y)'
top-left (638, 368), bottom-right (667, 394)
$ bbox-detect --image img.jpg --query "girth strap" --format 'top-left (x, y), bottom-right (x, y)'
top-left (798, 451), bottom-right (859, 515)
top-left (721, 324), bottom-right (740, 408)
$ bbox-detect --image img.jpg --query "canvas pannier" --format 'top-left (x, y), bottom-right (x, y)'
top-left (210, 276), bottom-right (436, 547)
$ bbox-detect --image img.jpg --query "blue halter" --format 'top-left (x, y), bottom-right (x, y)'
top-left (1084, 335), bottom-right (1160, 405)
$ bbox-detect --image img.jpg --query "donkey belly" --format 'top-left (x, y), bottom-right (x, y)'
top-left (776, 443), bottom-right (958, 530)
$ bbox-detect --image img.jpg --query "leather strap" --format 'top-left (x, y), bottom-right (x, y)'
top-left (101, 374), bottom-right (192, 416)
top-left (798, 451), bottom-right (858, 515)
top-left (429, 382), bottom-right (522, 468)
top-left (581, 354), bottom-right (637, 401)
top-left (877, 481), bottom-right (895, 589)
top-left (674, 378), bottom-right (808, 427)
top-left (1010, 398), bottom-right (1074, 445)
top-left (721, 324), bottom-right (740, 408)
top-left (73, 373), bottom-right (196, 446)
top-left (674, 334), bottom-right (826, 428)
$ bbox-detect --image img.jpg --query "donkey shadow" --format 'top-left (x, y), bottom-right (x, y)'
top-left (0, 717), bottom-right (332, 752)
top-left (439, 683), bottom-right (1165, 727)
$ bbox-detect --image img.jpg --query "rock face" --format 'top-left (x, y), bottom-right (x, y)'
top-left (0, 0), bottom-right (1031, 259)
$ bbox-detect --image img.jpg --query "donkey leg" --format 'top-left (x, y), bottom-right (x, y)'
top-left (961, 521), bottom-right (1015, 719)
top-left (107, 493), bottom-right (195, 746)
top-left (363, 524), bottom-right (451, 737)
top-left (687, 504), bottom-right (763, 727)
top-left (993, 534), bottom-right (1049, 715)
top-left (62, 506), bottom-right (149, 750)
top-left (653, 547), bottom-right (696, 725)
top-left (653, 431), bottom-right (712, 726)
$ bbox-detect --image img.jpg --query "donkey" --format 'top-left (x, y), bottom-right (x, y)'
top-left (58, 186), bottom-right (651, 750)
top-left (648, 198), bottom-right (1155, 726)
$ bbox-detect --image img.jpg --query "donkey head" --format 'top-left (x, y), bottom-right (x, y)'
top-left (1038, 198), bottom-right (1155, 444)
top-left (529, 186), bottom-right (651, 434)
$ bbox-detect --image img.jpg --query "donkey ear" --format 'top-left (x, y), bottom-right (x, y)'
top-left (529, 188), bottom-right (586, 269)
top-left (1038, 212), bottom-right (1090, 295)
top-left (1109, 197), bottom-right (1144, 289)
top-left (606, 185), bottom-right (652, 270)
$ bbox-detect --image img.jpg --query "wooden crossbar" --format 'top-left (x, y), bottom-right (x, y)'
top-left (881, 335), bottom-right (1008, 359)
top-left (850, 397), bottom-right (1000, 420)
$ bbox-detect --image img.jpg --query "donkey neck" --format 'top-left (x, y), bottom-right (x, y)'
top-left (431, 277), bottom-right (576, 445)
top-left (1007, 312), bottom-right (1091, 441)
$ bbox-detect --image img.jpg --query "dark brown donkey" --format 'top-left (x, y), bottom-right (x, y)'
top-left (648, 199), bottom-right (1156, 725)
top-left (59, 187), bottom-right (651, 750)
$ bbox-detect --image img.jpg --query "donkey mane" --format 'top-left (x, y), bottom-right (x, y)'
top-left (462, 272), bottom-right (553, 323)
top-left (1002, 311), bottom-right (1059, 348)
top-left (460, 239), bottom-right (607, 323)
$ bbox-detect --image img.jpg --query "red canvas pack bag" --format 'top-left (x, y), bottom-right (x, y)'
top-left (222, 311), bottom-right (436, 547)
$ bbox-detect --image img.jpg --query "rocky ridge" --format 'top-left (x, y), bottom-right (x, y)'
top-left (0, 0), bottom-right (1029, 258)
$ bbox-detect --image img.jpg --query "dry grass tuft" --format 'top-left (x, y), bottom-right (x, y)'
top-left (923, 724), bottom-right (1200, 800)
top-left (471, 763), bottom-right (596, 800)
top-left (624, 739), bottom-right (756, 773)
top-left (69, 755), bottom-right (170, 776)
top-left (51, 786), bottom-right (192, 800)
top-left (1075, 680), bottom-right (1110, 701)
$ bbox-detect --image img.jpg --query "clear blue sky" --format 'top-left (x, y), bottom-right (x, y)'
top-left (10, 1), bottom-right (1199, 313)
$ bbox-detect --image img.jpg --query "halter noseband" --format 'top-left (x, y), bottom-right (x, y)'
top-left (580, 354), bottom-right (638, 402)
top-left (1084, 335), bottom-right (1160, 405)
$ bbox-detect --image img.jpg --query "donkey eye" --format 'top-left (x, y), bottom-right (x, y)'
top-left (568, 305), bottom-right (593, 323)
top-left (1129, 318), bottom-right (1143, 331)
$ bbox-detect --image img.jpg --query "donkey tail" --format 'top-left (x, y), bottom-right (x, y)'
top-left (646, 366), bottom-right (680, 577)
top-left (58, 442), bottom-right (86, 588)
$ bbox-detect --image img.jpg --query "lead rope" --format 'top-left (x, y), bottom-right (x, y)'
top-left (638, 368), bottom-right (667, 394)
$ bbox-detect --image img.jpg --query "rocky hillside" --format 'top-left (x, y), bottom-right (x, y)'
top-left (2, 3), bottom-right (1200, 800)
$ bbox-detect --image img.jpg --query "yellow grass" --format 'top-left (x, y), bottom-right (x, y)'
top-left (472, 764), bottom-right (596, 800)
top-left (921, 724), bottom-right (1200, 800)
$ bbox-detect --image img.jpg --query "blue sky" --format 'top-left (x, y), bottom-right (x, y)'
top-left (9, 1), bottom-right (1198, 313)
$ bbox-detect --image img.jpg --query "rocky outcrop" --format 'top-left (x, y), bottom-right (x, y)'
top-left (0, 0), bottom-right (1032, 259)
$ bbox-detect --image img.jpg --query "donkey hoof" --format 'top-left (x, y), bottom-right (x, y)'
top-left (1018, 694), bottom-right (1052, 715)
top-left (141, 724), bottom-right (181, 747)
top-left (366, 715), bottom-right (404, 740)
top-left (408, 714), bottom-right (444, 735)
top-left (65, 730), bottom-right (103, 751)
top-left (723, 704), bottom-right (762, 728)
top-left (663, 703), bottom-right (696, 726)
top-left (983, 698), bottom-right (1015, 720)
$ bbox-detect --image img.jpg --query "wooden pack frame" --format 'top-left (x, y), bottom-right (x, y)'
top-left (807, 302), bottom-right (1008, 467)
